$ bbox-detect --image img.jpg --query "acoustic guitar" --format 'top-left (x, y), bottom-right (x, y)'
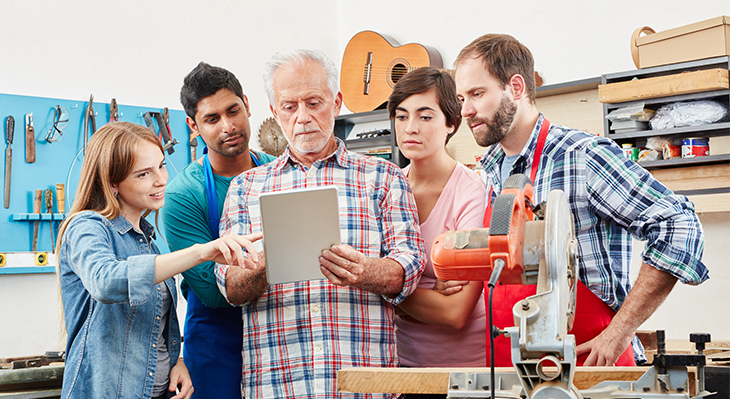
top-left (340, 31), bottom-right (443, 113)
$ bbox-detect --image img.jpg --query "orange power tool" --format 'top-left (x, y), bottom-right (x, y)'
top-left (432, 174), bottom-right (541, 285)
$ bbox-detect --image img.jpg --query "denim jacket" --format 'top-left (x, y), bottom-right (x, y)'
top-left (59, 211), bottom-right (180, 399)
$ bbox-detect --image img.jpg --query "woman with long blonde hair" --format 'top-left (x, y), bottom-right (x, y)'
top-left (57, 122), bottom-right (260, 399)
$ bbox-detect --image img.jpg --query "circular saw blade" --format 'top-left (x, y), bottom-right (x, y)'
top-left (258, 117), bottom-right (287, 157)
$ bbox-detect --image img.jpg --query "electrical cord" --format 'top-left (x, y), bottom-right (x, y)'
top-left (487, 259), bottom-right (505, 399)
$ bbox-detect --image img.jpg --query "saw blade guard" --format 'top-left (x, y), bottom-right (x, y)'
top-left (432, 173), bottom-right (537, 283)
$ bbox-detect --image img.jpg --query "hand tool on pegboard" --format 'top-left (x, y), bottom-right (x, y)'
top-left (25, 113), bottom-right (35, 163)
top-left (45, 189), bottom-right (55, 253)
top-left (4, 116), bottom-right (14, 208)
top-left (162, 107), bottom-right (179, 155)
top-left (190, 132), bottom-right (198, 162)
top-left (83, 94), bottom-right (96, 152)
top-left (110, 98), bottom-right (119, 123)
top-left (143, 109), bottom-right (179, 155)
top-left (56, 183), bottom-right (65, 214)
top-left (45, 105), bottom-right (69, 143)
top-left (32, 189), bottom-right (42, 252)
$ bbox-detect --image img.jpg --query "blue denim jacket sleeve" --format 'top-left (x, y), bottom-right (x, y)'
top-left (64, 211), bottom-right (157, 305)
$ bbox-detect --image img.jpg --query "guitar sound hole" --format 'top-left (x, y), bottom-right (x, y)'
top-left (390, 63), bottom-right (408, 85)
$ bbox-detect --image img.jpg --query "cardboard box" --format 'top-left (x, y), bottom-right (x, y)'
top-left (635, 16), bottom-right (730, 69)
top-left (598, 68), bottom-right (729, 103)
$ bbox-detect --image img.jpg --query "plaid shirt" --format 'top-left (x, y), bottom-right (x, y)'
top-left (215, 139), bottom-right (425, 399)
top-left (481, 114), bottom-right (708, 361)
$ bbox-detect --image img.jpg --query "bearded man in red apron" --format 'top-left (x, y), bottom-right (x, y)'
top-left (452, 34), bottom-right (708, 367)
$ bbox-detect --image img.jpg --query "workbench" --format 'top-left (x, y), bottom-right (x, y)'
top-left (336, 366), bottom-right (698, 395)
top-left (0, 364), bottom-right (62, 399)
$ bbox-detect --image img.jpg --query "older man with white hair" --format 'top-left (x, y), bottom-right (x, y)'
top-left (215, 49), bottom-right (425, 399)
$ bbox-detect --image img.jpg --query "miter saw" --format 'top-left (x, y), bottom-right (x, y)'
top-left (431, 174), bottom-right (713, 399)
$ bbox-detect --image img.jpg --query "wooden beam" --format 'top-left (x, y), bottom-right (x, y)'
top-left (687, 193), bottom-right (730, 213)
top-left (651, 163), bottom-right (729, 184)
top-left (337, 366), bottom-right (696, 394)
top-left (598, 68), bottom-right (729, 103)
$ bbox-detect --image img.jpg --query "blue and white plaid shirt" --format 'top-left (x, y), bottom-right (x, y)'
top-left (215, 139), bottom-right (425, 398)
top-left (481, 114), bottom-right (709, 362)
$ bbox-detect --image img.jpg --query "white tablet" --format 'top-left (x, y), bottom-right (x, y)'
top-left (259, 186), bottom-right (342, 285)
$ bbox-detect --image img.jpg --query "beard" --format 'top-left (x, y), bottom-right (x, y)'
top-left (467, 94), bottom-right (516, 147)
top-left (211, 132), bottom-right (249, 157)
top-left (287, 123), bottom-right (332, 154)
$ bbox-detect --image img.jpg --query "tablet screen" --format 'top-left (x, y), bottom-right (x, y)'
top-left (259, 186), bottom-right (342, 285)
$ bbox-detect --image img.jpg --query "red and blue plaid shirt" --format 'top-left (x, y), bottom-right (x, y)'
top-left (215, 139), bottom-right (425, 398)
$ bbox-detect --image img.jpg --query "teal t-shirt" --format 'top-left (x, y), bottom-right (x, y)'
top-left (160, 150), bottom-right (276, 308)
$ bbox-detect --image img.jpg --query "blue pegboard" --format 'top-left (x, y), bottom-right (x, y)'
top-left (0, 92), bottom-right (195, 257)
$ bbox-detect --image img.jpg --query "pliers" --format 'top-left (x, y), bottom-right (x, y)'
top-left (110, 98), bottom-right (119, 123)
top-left (83, 94), bottom-right (96, 151)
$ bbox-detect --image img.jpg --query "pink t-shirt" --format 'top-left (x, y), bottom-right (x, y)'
top-left (396, 162), bottom-right (487, 367)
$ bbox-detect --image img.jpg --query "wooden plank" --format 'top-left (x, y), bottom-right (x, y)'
top-left (598, 68), bottom-right (729, 103)
top-left (0, 388), bottom-right (61, 398)
top-left (337, 366), bottom-right (693, 394)
top-left (687, 193), bottom-right (730, 213)
top-left (654, 176), bottom-right (730, 192)
top-left (651, 163), bottom-right (730, 182)
top-left (649, 164), bottom-right (730, 212)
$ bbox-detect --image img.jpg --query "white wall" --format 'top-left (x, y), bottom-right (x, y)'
top-left (0, 0), bottom-right (339, 151)
top-left (1, 0), bottom-right (729, 357)
top-left (632, 212), bottom-right (730, 341)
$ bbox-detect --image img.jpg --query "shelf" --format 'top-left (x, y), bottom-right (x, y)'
top-left (12, 213), bottom-right (66, 221)
top-left (601, 56), bottom-right (730, 174)
top-left (336, 109), bottom-right (389, 124)
top-left (608, 122), bottom-right (730, 140)
top-left (344, 136), bottom-right (391, 150)
top-left (603, 56), bottom-right (730, 82)
top-left (536, 76), bottom-right (601, 98)
top-left (334, 109), bottom-right (407, 167)
top-left (0, 266), bottom-right (56, 275)
top-left (604, 89), bottom-right (730, 110)
top-left (636, 153), bottom-right (730, 170)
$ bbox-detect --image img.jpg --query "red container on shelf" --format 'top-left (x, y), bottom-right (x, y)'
top-left (681, 138), bottom-right (710, 158)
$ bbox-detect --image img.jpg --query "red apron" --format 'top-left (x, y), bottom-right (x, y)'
top-left (483, 119), bottom-right (635, 367)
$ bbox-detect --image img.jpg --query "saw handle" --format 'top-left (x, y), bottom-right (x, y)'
top-left (56, 183), bottom-right (65, 213)
top-left (44, 189), bottom-right (53, 213)
top-left (34, 189), bottom-right (43, 214)
top-left (26, 114), bottom-right (35, 163)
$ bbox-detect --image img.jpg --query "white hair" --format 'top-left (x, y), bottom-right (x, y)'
top-left (263, 49), bottom-right (340, 105)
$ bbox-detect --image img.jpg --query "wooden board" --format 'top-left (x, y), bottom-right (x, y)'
top-left (651, 163), bottom-right (730, 191)
top-left (686, 193), bottom-right (730, 213)
top-left (598, 68), bottom-right (729, 104)
top-left (336, 366), bottom-right (696, 394)
top-left (649, 163), bottom-right (730, 213)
